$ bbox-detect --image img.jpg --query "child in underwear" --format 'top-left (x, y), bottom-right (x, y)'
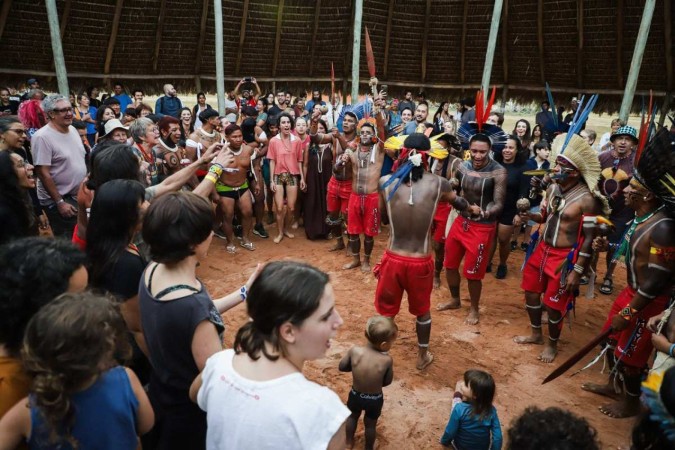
top-left (339, 316), bottom-right (397, 450)
top-left (440, 369), bottom-right (502, 450)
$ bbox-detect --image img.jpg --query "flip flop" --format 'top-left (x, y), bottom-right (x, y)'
top-left (599, 278), bottom-right (613, 295)
top-left (240, 242), bottom-right (255, 251)
top-left (226, 244), bottom-right (236, 254)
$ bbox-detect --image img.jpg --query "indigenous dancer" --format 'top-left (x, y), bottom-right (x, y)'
top-left (337, 104), bottom-right (387, 272)
top-left (514, 133), bottom-right (607, 363)
top-left (436, 133), bottom-right (507, 325)
top-left (186, 109), bottom-right (221, 169)
top-left (582, 129), bottom-right (675, 418)
top-left (377, 134), bottom-right (471, 370)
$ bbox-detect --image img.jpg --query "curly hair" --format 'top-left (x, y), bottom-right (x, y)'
top-left (0, 150), bottom-right (34, 244)
top-left (22, 292), bottom-right (131, 449)
top-left (0, 237), bottom-right (86, 355)
top-left (507, 406), bottom-right (599, 450)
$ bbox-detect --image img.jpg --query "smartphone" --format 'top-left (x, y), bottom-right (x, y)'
top-left (243, 77), bottom-right (252, 82)
top-left (381, 84), bottom-right (388, 94)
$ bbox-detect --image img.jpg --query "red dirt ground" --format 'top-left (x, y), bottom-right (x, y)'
top-left (199, 227), bottom-right (633, 449)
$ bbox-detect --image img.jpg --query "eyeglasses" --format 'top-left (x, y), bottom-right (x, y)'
top-left (148, 127), bottom-right (159, 133)
top-left (14, 159), bottom-right (29, 168)
top-left (52, 107), bottom-right (73, 114)
top-left (8, 129), bottom-right (26, 136)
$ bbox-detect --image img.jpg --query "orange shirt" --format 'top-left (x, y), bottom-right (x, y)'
top-left (267, 134), bottom-right (303, 175)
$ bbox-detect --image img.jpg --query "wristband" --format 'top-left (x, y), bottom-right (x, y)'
top-left (205, 173), bottom-right (218, 185)
top-left (56, 199), bottom-right (65, 205)
top-left (239, 285), bottom-right (248, 302)
top-left (578, 252), bottom-right (591, 258)
top-left (669, 343), bottom-right (675, 357)
top-left (573, 264), bottom-right (584, 274)
top-left (209, 164), bottom-right (224, 178)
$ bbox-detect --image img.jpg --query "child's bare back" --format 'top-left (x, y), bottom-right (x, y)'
top-left (340, 345), bottom-right (393, 394)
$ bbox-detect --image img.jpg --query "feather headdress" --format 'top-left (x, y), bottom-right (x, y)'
top-left (550, 132), bottom-right (610, 215)
top-left (457, 122), bottom-right (508, 155)
top-left (633, 128), bottom-right (675, 216)
top-left (337, 100), bottom-right (372, 131)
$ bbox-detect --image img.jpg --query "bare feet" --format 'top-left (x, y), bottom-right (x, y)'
top-left (329, 240), bottom-right (345, 252)
top-left (538, 342), bottom-right (558, 363)
top-left (433, 275), bottom-right (441, 289)
top-left (361, 261), bottom-right (371, 273)
top-left (465, 308), bottom-right (479, 325)
top-left (343, 258), bottom-right (361, 270)
top-left (436, 298), bottom-right (461, 311)
top-left (416, 351), bottom-right (434, 370)
top-left (284, 231), bottom-right (295, 239)
top-left (599, 398), bottom-right (641, 418)
top-left (581, 382), bottom-right (621, 399)
top-left (273, 234), bottom-right (283, 244)
top-left (513, 334), bottom-right (544, 345)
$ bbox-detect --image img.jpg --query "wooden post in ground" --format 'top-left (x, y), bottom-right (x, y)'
top-left (481, 0), bottom-right (503, 97)
top-left (619, 0), bottom-right (656, 122)
top-left (350, 0), bottom-right (363, 102)
top-left (45, 0), bottom-right (69, 96)
top-left (214, 0), bottom-right (225, 115)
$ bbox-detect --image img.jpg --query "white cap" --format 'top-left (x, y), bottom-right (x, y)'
top-left (102, 119), bottom-right (129, 138)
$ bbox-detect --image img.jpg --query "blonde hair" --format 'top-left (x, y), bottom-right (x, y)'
top-left (365, 316), bottom-right (398, 346)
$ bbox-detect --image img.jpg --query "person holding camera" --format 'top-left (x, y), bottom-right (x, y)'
top-left (235, 78), bottom-right (261, 108)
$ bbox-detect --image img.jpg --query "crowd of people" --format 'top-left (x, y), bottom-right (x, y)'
top-left (1, 75), bottom-right (675, 450)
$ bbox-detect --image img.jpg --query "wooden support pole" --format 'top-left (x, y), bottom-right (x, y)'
top-left (616, 0), bottom-right (624, 88)
top-left (0, 0), bottom-right (12, 42)
top-left (501, 0), bottom-right (509, 87)
top-left (272, 0), bottom-right (285, 77)
top-left (350, 0), bottom-right (363, 102)
top-left (383, 0), bottom-right (394, 78)
top-left (459, 0), bottom-right (469, 85)
top-left (235, 0), bottom-right (250, 76)
top-left (308, 0), bottom-right (321, 77)
top-left (343, 0), bottom-right (354, 103)
top-left (619, 0), bottom-right (656, 122)
top-left (194, 0), bottom-right (209, 89)
top-left (152, 0), bottom-right (167, 73)
top-left (49, 0), bottom-right (72, 72)
top-left (577, 0), bottom-right (584, 89)
top-left (214, 0), bottom-right (225, 114)
top-left (421, 0), bottom-right (431, 83)
top-left (537, 0), bottom-right (545, 84)
top-left (481, 0), bottom-right (504, 96)
top-left (45, 0), bottom-right (69, 96)
top-left (104, 0), bottom-right (124, 78)
top-left (665, 0), bottom-right (672, 92)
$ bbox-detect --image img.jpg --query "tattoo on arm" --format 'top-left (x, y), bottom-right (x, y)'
top-left (487, 169), bottom-right (507, 218)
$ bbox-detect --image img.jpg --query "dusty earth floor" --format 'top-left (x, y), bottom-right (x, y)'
top-left (199, 223), bottom-right (634, 449)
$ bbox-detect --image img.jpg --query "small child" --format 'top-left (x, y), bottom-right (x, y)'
top-left (0, 292), bottom-right (154, 449)
top-left (339, 316), bottom-right (397, 450)
top-left (440, 369), bottom-right (502, 450)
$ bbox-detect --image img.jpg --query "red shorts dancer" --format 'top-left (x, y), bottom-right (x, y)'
top-left (327, 177), bottom-right (352, 215)
top-left (521, 242), bottom-right (574, 314)
top-left (431, 202), bottom-right (451, 244)
top-left (374, 250), bottom-right (434, 317)
top-left (443, 216), bottom-right (496, 280)
top-left (602, 286), bottom-right (668, 368)
top-left (347, 192), bottom-right (380, 237)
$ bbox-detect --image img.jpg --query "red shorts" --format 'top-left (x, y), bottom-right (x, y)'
top-left (347, 192), bottom-right (380, 237)
top-left (326, 177), bottom-right (352, 215)
top-left (443, 216), bottom-right (496, 280)
top-left (432, 202), bottom-right (451, 243)
top-left (71, 224), bottom-right (87, 251)
top-left (602, 286), bottom-right (668, 368)
top-left (374, 250), bottom-right (434, 317)
top-left (521, 242), bottom-right (573, 313)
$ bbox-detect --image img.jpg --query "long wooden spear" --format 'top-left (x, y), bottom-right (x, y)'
top-left (364, 27), bottom-right (378, 97)
top-left (542, 328), bottom-right (612, 384)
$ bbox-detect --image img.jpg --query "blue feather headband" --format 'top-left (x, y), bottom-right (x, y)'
top-left (559, 94), bottom-right (599, 154)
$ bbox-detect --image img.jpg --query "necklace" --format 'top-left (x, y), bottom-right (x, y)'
top-left (158, 138), bottom-right (177, 153)
top-left (357, 148), bottom-right (371, 168)
top-left (198, 127), bottom-right (216, 138)
top-left (610, 149), bottom-right (632, 160)
top-left (614, 205), bottom-right (664, 265)
top-left (230, 146), bottom-right (243, 156)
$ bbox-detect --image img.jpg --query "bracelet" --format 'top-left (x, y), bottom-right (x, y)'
top-left (56, 199), bottom-right (65, 205)
top-left (619, 306), bottom-right (638, 321)
top-left (204, 173), bottom-right (218, 185)
top-left (669, 343), bottom-right (675, 357)
top-left (573, 264), bottom-right (584, 274)
top-left (578, 252), bottom-right (592, 258)
top-left (209, 164), bottom-right (224, 177)
top-left (239, 285), bottom-right (248, 302)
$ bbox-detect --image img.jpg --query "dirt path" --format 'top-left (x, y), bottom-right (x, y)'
top-left (199, 228), bottom-right (632, 449)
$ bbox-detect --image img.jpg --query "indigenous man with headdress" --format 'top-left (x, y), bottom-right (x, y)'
top-left (336, 101), bottom-right (387, 272)
top-left (514, 133), bottom-right (607, 363)
top-left (376, 133), bottom-right (472, 370)
top-left (436, 133), bottom-right (507, 325)
top-left (581, 129), bottom-right (675, 418)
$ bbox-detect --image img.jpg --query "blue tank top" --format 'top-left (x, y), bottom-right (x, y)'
top-left (29, 366), bottom-right (139, 450)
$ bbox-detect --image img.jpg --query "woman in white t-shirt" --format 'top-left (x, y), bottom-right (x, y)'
top-left (190, 261), bottom-right (349, 450)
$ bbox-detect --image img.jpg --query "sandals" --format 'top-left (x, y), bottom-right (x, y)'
top-left (240, 242), bottom-right (256, 251)
top-left (599, 278), bottom-right (613, 295)
top-left (226, 244), bottom-right (236, 254)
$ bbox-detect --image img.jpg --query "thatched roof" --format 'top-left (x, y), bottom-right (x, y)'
top-left (0, 0), bottom-right (672, 112)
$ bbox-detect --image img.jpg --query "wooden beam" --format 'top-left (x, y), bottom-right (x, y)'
top-left (235, 0), bottom-right (250, 76)
top-left (577, 0), bottom-right (584, 88)
top-left (383, 0), bottom-right (394, 78)
top-left (272, 0), bottom-right (285, 77)
top-left (421, 0), bottom-right (431, 83)
top-left (152, 0), bottom-right (167, 73)
top-left (537, 0), bottom-right (545, 84)
top-left (616, 0), bottom-right (624, 88)
top-left (194, 0), bottom-right (209, 75)
top-left (350, 0), bottom-right (363, 101)
top-left (343, 0), bottom-right (355, 103)
top-left (501, 0), bottom-right (508, 84)
top-left (308, 0), bottom-right (321, 76)
top-left (104, 0), bottom-right (124, 75)
top-left (0, 0), bottom-right (12, 42)
top-left (459, 0), bottom-right (469, 84)
top-left (214, 0), bottom-right (225, 114)
top-left (665, 0), bottom-right (673, 91)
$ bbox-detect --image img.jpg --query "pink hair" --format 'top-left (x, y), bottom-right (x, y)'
top-left (18, 99), bottom-right (47, 131)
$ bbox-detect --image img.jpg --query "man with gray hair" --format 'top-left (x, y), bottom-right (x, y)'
top-left (154, 83), bottom-right (183, 119)
top-left (32, 94), bottom-right (87, 237)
